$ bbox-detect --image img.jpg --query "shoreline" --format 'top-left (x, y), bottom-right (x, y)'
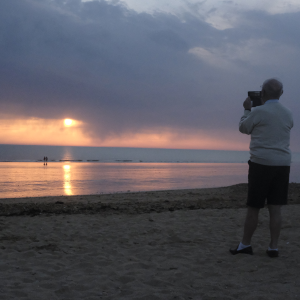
top-left (1, 183), bottom-right (300, 216)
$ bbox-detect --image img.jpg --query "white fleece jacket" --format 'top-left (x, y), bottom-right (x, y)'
top-left (239, 101), bottom-right (293, 166)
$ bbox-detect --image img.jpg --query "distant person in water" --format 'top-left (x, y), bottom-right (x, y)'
top-left (230, 78), bottom-right (293, 258)
top-left (46, 156), bottom-right (48, 165)
top-left (43, 156), bottom-right (46, 165)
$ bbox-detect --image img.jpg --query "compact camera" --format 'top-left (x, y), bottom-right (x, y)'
top-left (248, 91), bottom-right (262, 107)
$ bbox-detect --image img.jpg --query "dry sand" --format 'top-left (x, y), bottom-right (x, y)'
top-left (0, 184), bottom-right (300, 300)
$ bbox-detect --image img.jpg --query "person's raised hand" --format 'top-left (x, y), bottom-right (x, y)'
top-left (243, 97), bottom-right (252, 110)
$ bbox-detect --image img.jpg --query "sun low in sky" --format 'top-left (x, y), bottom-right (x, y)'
top-left (64, 119), bottom-right (73, 126)
top-left (0, 116), bottom-right (250, 150)
top-left (0, 117), bottom-right (91, 147)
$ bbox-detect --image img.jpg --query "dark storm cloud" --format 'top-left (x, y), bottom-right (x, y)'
top-left (149, 30), bottom-right (189, 51)
top-left (1, 0), bottom-right (300, 148)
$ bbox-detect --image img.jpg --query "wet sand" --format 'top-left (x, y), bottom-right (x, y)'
top-left (0, 183), bottom-right (300, 299)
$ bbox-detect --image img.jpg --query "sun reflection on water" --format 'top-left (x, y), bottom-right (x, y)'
top-left (63, 164), bottom-right (72, 195)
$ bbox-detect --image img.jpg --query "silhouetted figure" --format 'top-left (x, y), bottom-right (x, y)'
top-left (46, 156), bottom-right (48, 166)
top-left (43, 156), bottom-right (46, 165)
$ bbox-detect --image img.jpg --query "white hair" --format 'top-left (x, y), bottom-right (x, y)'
top-left (262, 78), bottom-right (283, 99)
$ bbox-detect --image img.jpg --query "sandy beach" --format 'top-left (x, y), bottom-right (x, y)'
top-left (1, 183), bottom-right (300, 299)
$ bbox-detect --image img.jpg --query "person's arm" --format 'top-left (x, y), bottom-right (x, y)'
top-left (239, 111), bottom-right (255, 134)
top-left (239, 97), bottom-right (256, 135)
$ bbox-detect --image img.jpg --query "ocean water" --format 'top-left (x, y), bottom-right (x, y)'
top-left (0, 162), bottom-right (245, 198)
top-left (1, 145), bottom-right (300, 199)
top-left (0, 161), bottom-right (300, 199)
top-left (1, 144), bottom-right (300, 163)
top-left (0, 144), bottom-right (251, 163)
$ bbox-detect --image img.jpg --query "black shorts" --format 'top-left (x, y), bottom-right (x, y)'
top-left (247, 160), bottom-right (290, 208)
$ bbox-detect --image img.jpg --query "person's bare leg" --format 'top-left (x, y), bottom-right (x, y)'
top-left (242, 207), bottom-right (260, 245)
top-left (268, 205), bottom-right (282, 249)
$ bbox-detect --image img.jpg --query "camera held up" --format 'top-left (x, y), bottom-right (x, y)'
top-left (248, 91), bottom-right (262, 107)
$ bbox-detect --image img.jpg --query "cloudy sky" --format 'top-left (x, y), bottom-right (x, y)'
top-left (1, 0), bottom-right (300, 150)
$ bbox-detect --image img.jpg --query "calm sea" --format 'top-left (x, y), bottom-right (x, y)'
top-left (0, 144), bottom-right (253, 163)
top-left (1, 145), bottom-right (300, 199)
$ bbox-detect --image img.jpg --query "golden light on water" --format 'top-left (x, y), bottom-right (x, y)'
top-left (64, 119), bottom-right (73, 126)
top-left (63, 164), bottom-right (72, 195)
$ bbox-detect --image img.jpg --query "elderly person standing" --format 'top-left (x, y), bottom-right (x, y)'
top-left (230, 78), bottom-right (293, 257)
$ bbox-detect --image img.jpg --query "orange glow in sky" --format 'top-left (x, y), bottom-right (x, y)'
top-left (0, 116), bottom-right (250, 150)
top-left (0, 117), bottom-right (89, 146)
